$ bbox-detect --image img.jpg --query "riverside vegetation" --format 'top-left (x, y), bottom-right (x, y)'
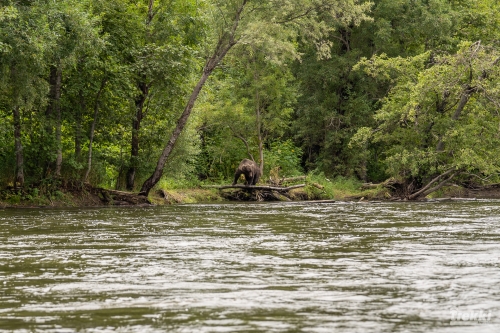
top-left (1, 0), bottom-right (500, 206)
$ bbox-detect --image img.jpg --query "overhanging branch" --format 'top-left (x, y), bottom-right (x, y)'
top-left (230, 127), bottom-right (255, 161)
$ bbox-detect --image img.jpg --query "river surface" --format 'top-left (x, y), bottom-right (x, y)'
top-left (1, 201), bottom-right (500, 332)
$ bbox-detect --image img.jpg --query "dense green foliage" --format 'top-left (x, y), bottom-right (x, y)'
top-left (1, 0), bottom-right (499, 198)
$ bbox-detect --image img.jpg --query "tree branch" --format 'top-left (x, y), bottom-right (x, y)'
top-left (408, 168), bottom-right (458, 200)
top-left (230, 128), bottom-right (255, 161)
top-left (436, 86), bottom-right (475, 151)
top-left (274, 2), bottom-right (335, 24)
top-left (420, 172), bottom-right (458, 198)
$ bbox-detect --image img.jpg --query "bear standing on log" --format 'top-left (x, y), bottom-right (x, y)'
top-left (232, 159), bottom-right (261, 186)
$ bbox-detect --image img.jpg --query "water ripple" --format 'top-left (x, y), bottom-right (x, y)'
top-left (0, 202), bottom-right (499, 332)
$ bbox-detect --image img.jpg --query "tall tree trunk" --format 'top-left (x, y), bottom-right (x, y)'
top-left (126, 82), bottom-right (148, 190)
top-left (45, 65), bottom-right (62, 177)
top-left (13, 106), bottom-right (24, 188)
top-left (358, 143), bottom-right (368, 182)
top-left (254, 66), bottom-right (264, 175)
top-left (55, 101), bottom-right (62, 177)
top-left (139, 0), bottom-right (247, 196)
top-left (255, 94), bottom-right (264, 175)
top-left (147, 0), bottom-right (154, 22)
top-left (84, 79), bottom-right (107, 182)
top-left (257, 128), bottom-right (264, 176)
top-left (126, 0), bottom-right (154, 191)
top-left (75, 89), bottom-right (85, 162)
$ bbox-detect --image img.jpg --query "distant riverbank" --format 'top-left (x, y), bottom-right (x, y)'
top-left (0, 176), bottom-right (382, 208)
top-left (2, 177), bottom-right (498, 209)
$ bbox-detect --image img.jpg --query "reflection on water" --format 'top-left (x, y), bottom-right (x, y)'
top-left (1, 201), bottom-right (500, 332)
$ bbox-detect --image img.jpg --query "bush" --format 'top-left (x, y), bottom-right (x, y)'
top-left (265, 140), bottom-right (303, 177)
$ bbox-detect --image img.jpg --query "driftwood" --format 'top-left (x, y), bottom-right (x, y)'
top-left (269, 175), bottom-right (307, 186)
top-left (280, 176), bottom-right (306, 183)
top-left (361, 178), bottom-right (400, 190)
top-left (202, 183), bottom-right (307, 202)
top-left (204, 184), bottom-right (306, 191)
top-left (361, 182), bottom-right (379, 189)
top-left (311, 182), bottom-right (324, 190)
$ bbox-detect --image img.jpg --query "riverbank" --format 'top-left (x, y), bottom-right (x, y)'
top-left (0, 176), bottom-right (383, 208)
top-left (2, 178), bottom-right (499, 208)
top-left (0, 186), bottom-right (341, 208)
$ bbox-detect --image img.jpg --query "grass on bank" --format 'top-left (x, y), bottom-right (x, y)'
top-left (0, 174), bottom-right (387, 207)
top-left (303, 174), bottom-right (388, 201)
top-left (153, 174), bottom-right (386, 204)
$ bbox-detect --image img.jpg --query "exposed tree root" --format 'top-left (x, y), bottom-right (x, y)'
top-left (83, 184), bottom-right (151, 206)
top-left (208, 183), bottom-right (306, 202)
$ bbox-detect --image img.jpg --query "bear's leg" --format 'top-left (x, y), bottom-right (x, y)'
top-left (244, 171), bottom-right (253, 186)
top-left (250, 173), bottom-right (257, 185)
top-left (232, 170), bottom-right (242, 185)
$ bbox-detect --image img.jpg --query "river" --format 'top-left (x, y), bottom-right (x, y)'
top-left (1, 201), bottom-right (499, 332)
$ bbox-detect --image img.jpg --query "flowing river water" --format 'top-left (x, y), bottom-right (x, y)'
top-left (1, 201), bottom-right (500, 332)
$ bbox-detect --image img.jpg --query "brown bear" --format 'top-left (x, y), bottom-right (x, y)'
top-left (232, 159), bottom-right (261, 186)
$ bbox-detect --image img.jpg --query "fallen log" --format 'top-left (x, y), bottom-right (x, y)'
top-left (361, 182), bottom-right (379, 189)
top-left (269, 175), bottom-right (307, 185)
top-left (203, 184), bottom-right (306, 191)
top-left (311, 182), bottom-right (324, 190)
top-left (280, 176), bottom-right (306, 183)
top-left (361, 178), bottom-right (400, 190)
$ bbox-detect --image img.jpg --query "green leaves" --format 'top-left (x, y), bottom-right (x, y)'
top-left (1, 0), bottom-right (499, 192)
top-left (353, 41), bottom-right (500, 185)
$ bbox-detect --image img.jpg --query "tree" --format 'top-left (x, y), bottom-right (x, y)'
top-left (0, 3), bottom-right (54, 187)
top-left (139, 0), bottom-right (373, 196)
top-left (200, 43), bottom-right (298, 178)
top-left (124, 0), bottom-right (202, 190)
top-left (351, 41), bottom-right (500, 199)
top-left (138, 0), bottom-right (247, 195)
top-left (40, 0), bottom-right (102, 178)
top-left (291, 0), bottom-right (478, 179)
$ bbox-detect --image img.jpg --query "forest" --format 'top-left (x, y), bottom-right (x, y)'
top-left (1, 0), bottom-right (500, 202)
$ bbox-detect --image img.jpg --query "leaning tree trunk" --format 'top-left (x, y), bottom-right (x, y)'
top-left (139, 70), bottom-right (211, 195)
top-left (436, 86), bottom-right (475, 152)
top-left (13, 106), bottom-right (24, 188)
top-left (408, 168), bottom-right (459, 200)
top-left (139, 0), bottom-right (247, 196)
top-left (126, 82), bottom-right (148, 190)
top-left (232, 130), bottom-right (255, 161)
